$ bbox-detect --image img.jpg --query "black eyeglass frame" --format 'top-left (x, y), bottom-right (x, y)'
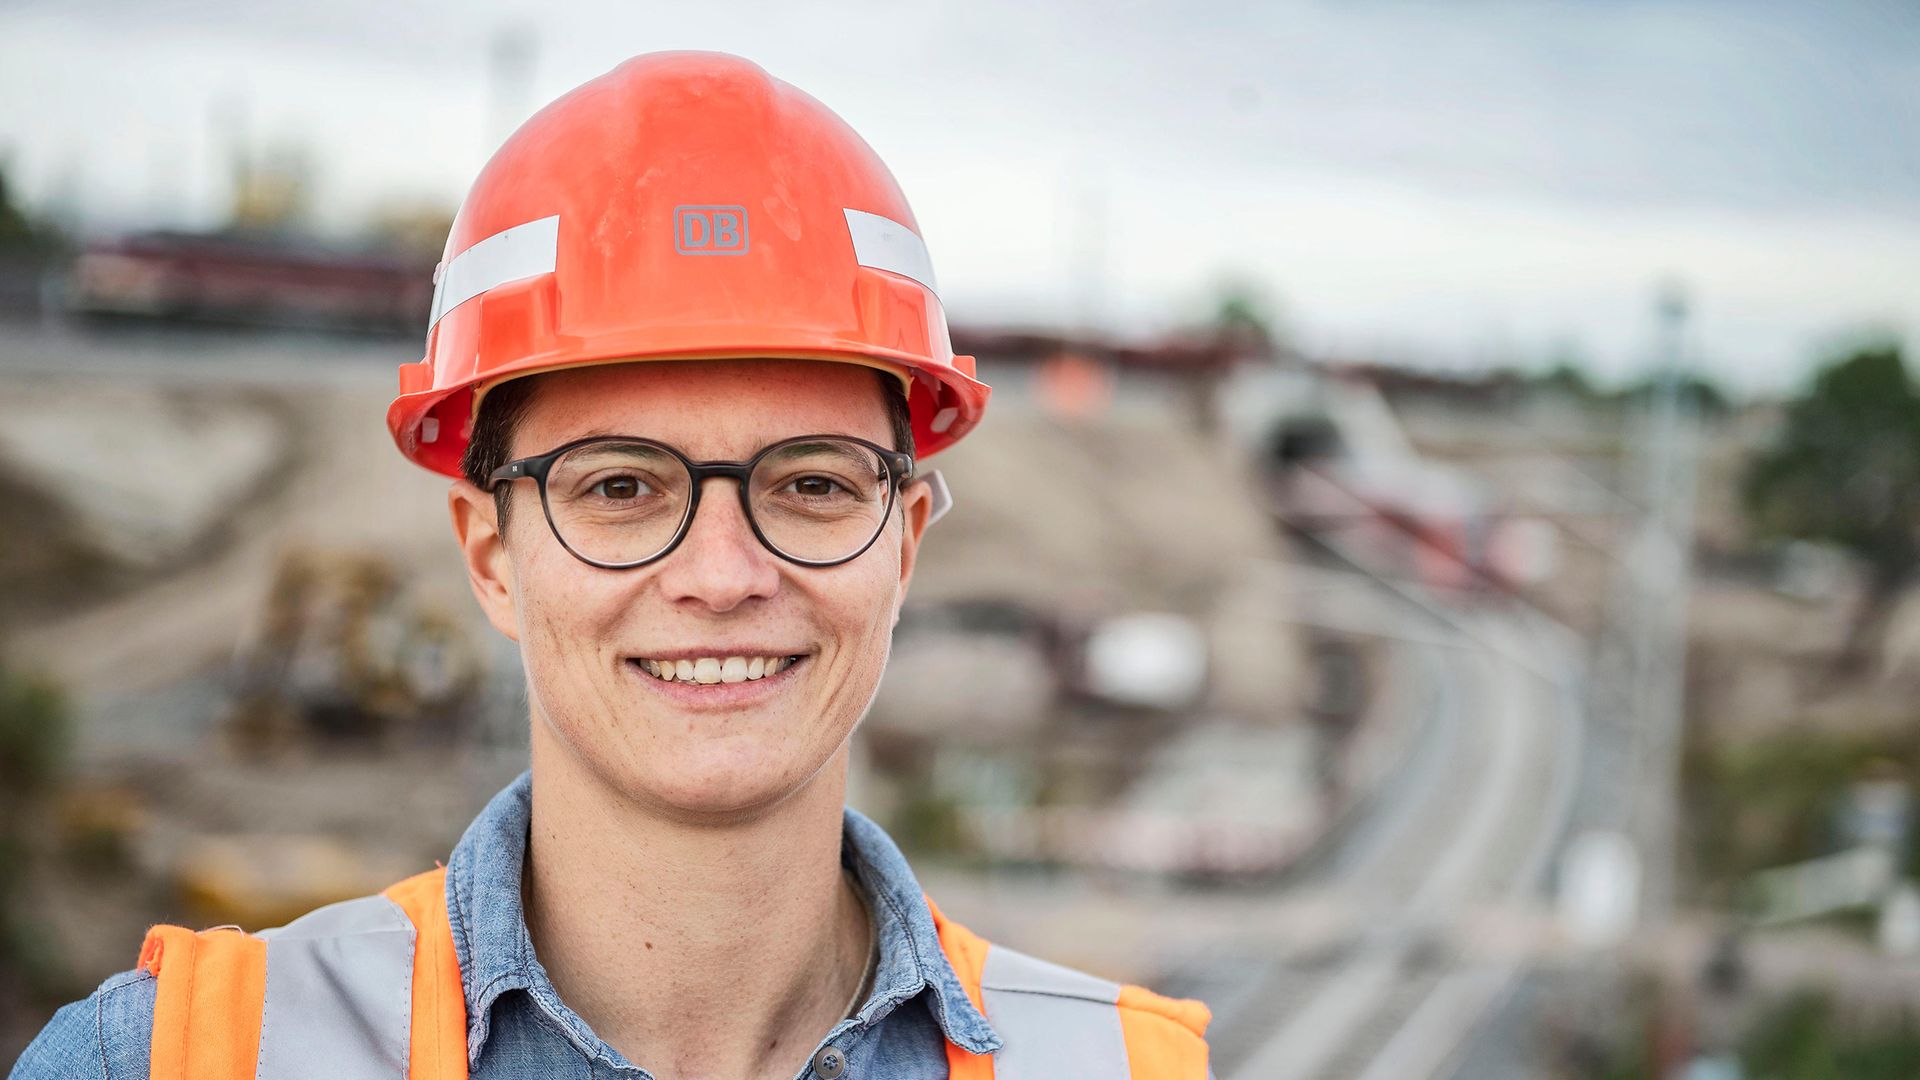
top-left (486, 433), bottom-right (918, 570)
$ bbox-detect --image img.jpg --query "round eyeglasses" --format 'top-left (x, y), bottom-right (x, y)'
top-left (486, 434), bottom-right (916, 569)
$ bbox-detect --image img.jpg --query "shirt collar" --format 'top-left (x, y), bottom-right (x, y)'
top-left (840, 804), bottom-right (1001, 1053)
top-left (443, 772), bottom-right (544, 1069)
top-left (443, 771), bottom-right (1001, 1068)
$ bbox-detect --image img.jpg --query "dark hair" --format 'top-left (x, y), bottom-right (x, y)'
top-left (460, 365), bottom-right (916, 537)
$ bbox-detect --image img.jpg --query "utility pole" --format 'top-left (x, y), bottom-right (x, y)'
top-left (486, 26), bottom-right (539, 155)
top-left (1624, 280), bottom-right (1700, 925)
top-left (1564, 282), bottom-right (1701, 1066)
top-left (1066, 167), bottom-right (1108, 343)
top-left (210, 90), bottom-right (250, 229)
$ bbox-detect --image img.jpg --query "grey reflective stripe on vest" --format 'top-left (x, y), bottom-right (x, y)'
top-left (255, 894), bottom-right (416, 1080)
top-left (980, 944), bottom-right (1131, 1079)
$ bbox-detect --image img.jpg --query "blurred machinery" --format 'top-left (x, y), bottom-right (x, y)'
top-left (871, 597), bottom-right (1329, 880)
top-left (875, 599), bottom-right (1216, 739)
top-left (1221, 363), bottom-right (1560, 595)
top-left (223, 548), bottom-right (480, 756)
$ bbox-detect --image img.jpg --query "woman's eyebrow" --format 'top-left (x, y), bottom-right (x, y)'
top-left (760, 439), bottom-right (883, 467)
top-left (566, 441), bottom-right (676, 460)
top-left (557, 433), bottom-right (878, 458)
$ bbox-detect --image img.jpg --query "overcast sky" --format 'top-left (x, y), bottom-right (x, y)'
top-left (1, 0), bottom-right (1915, 390)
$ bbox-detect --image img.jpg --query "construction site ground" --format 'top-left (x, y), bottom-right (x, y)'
top-left (0, 322), bottom-right (1315, 1052)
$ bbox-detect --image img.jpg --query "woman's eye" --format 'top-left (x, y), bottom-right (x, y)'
top-left (592, 476), bottom-right (649, 500)
top-left (790, 476), bottom-right (843, 497)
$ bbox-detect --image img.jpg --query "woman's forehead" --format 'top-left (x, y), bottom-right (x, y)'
top-left (519, 358), bottom-right (894, 452)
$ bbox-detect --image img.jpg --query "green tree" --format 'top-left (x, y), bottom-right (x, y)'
top-left (1744, 341), bottom-right (1920, 668)
top-left (0, 163), bottom-right (35, 250)
top-left (1538, 359), bottom-right (1601, 403)
top-left (0, 158), bottom-right (64, 256)
top-left (1617, 371), bottom-right (1731, 418)
top-left (1210, 281), bottom-right (1282, 358)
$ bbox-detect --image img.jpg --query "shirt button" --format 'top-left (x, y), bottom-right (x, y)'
top-left (811, 1045), bottom-right (848, 1079)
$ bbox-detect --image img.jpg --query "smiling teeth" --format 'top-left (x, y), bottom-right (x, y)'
top-left (642, 656), bottom-right (794, 683)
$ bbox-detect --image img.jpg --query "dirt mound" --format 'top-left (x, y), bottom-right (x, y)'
top-left (0, 470), bottom-right (130, 633)
top-left (915, 409), bottom-right (1283, 614)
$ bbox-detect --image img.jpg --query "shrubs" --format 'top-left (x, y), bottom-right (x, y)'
top-left (0, 662), bottom-right (71, 996)
top-left (1685, 727), bottom-right (1920, 906)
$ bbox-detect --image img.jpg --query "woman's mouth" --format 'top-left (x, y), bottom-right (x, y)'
top-left (623, 652), bottom-right (808, 710)
top-left (627, 654), bottom-right (807, 685)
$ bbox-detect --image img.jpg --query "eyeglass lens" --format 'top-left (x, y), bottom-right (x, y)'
top-left (542, 437), bottom-right (896, 565)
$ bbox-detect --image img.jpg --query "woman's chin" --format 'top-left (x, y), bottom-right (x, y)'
top-left (615, 753), bottom-right (823, 823)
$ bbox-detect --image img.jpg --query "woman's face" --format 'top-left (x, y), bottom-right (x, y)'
top-left (450, 358), bottom-right (931, 821)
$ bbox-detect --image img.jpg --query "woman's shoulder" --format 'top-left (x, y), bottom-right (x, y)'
top-left (9, 966), bottom-right (155, 1080)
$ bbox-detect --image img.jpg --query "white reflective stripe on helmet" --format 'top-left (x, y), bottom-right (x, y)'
top-left (979, 943), bottom-right (1131, 1079)
top-left (430, 214), bottom-right (561, 328)
top-left (844, 208), bottom-right (939, 298)
top-left (255, 894), bottom-right (416, 1079)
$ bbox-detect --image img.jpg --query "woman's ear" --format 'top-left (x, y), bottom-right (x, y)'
top-left (891, 478), bottom-right (934, 627)
top-left (448, 480), bottom-right (521, 641)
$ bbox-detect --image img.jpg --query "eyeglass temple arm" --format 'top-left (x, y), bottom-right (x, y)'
top-left (486, 460), bottom-right (529, 488)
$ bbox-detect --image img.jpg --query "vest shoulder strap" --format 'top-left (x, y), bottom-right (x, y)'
top-left (384, 868), bottom-right (470, 1080)
top-left (927, 896), bottom-right (1211, 1080)
top-left (383, 868), bottom-right (470, 1080)
top-left (135, 867), bottom-right (468, 1080)
top-left (137, 922), bottom-right (266, 1080)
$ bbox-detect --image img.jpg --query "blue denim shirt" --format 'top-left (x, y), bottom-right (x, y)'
top-left (11, 771), bottom-right (1004, 1079)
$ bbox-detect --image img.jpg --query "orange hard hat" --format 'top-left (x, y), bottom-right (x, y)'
top-left (385, 51), bottom-right (990, 478)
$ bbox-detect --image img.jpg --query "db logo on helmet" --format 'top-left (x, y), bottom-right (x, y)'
top-left (675, 205), bottom-right (749, 255)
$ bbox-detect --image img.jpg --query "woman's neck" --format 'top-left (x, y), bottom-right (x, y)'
top-left (522, 728), bottom-right (872, 1080)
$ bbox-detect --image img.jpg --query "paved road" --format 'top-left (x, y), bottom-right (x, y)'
top-left (1193, 571), bottom-right (1587, 1080)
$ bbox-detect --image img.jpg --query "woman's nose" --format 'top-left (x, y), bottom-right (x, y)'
top-left (652, 479), bottom-right (781, 612)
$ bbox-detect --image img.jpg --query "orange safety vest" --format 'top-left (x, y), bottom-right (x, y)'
top-left (135, 868), bottom-right (1210, 1079)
